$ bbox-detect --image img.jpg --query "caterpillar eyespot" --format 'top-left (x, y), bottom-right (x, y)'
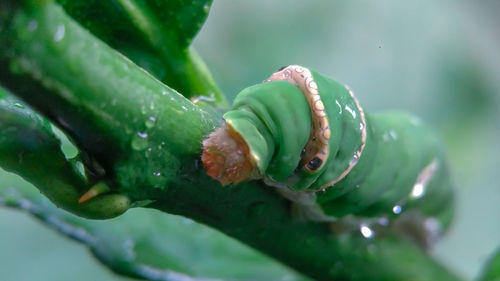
top-left (307, 157), bottom-right (322, 171)
top-left (202, 65), bottom-right (454, 236)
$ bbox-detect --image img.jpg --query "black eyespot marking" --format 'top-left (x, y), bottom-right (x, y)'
top-left (307, 157), bottom-right (322, 171)
top-left (278, 65), bottom-right (289, 71)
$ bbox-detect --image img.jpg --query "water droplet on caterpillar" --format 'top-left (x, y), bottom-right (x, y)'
top-left (53, 24), bottom-right (65, 42)
top-left (360, 224), bottom-right (374, 239)
top-left (411, 183), bottom-right (425, 198)
top-left (392, 205), bottom-right (402, 214)
top-left (345, 105), bottom-right (356, 118)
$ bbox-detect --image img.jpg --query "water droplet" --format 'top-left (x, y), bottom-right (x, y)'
top-left (389, 129), bottom-right (398, 140)
top-left (161, 90), bottom-right (167, 96)
top-left (145, 116), bottom-right (156, 128)
top-left (13, 103), bottom-right (24, 109)
top-left (145, 147), bottom-right (152, 157)
top-left (392, 205), bottom-right (402, 214)
top-left (153, 171), bottom-right (161, 176)
top-left (360, 224), bottom-right (374, 239)
top-left (411, 183), bottom-right (425, 198)
top-left (181, 105), bottom-right (188, 111)
top-left (345, 105), bottom-right (356, 118)
top-left (27, 20), bottom-right (38, 32)
top-left (131, 132), bottom-right (148, 150)
top-left (203, 4), bottom-right (210, 13)
top-left (53, 24), bottom-right (65, 41)
top-left (182, 218), bottom-right (193, 224)
top-left (350, 154), bottom-right (360, 165)
top-left (335, 100), bottom-right (343, 114)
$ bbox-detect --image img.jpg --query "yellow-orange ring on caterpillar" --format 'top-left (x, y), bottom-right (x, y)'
top-left (265, 65), bottom-right (330, 173)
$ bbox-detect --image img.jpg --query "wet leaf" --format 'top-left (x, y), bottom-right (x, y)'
top-left (0, 176), bottom-right (308, 281)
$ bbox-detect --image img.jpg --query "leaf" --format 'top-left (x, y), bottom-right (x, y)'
top-left (58, 0), bottom-right (212, 49)
top-left (479, 248), bottom-right (500, 281)
top-left (0, 174), bottom-right (309, 281)
top-left (56, 0), bottom-right (227, 107)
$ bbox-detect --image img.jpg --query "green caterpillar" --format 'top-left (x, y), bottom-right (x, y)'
top-left (202, 65), bottom-right (454, 238)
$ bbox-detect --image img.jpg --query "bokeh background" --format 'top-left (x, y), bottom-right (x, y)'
top-left (1, 1), bottom-right (499, 280)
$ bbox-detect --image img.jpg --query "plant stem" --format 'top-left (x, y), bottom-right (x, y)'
top-left (0, 88), bottom-right (129, 218)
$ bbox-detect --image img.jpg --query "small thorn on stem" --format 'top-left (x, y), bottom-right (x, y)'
top-left (78, 182), bottom-right (111, 203)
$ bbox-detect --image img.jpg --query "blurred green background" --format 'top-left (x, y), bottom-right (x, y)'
top-left (1, 1), bottom-right (499, 280)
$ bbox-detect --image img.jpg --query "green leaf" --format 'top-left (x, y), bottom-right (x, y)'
top-left (0, 174), bottom-right (308, 281)
top-left (56, 0), bottom-right (227, 107)
top-left (479, 248), bottom-right (500, 281)
top-left (58, 0), bottom-right (212, 49)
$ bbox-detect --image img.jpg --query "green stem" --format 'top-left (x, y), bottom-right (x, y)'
top-left (1, 1), bottom-right (218, 199)
top-left (0, 88), bottom-right (129, 219)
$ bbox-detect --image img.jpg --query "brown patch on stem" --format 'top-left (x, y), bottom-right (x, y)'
top-left (202, 122), bottom-right (258, 185)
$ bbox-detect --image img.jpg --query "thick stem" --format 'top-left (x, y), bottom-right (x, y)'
top-left (0, 87), bottom-right (129, 219)
top-left (0, 0), bottom-right (218, 199)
